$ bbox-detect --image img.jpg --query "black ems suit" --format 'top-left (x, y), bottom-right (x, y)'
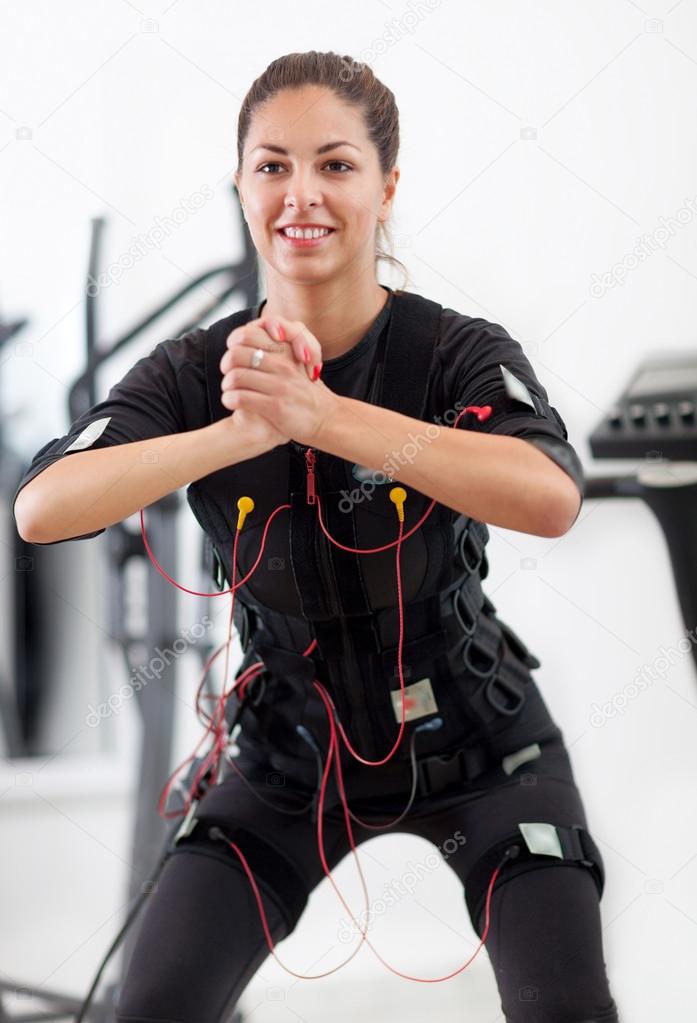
top-left (14, 286), bottom-right (620, 1023)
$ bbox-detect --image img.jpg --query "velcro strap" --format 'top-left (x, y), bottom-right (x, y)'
top-left (464, 823), bottom-right (605, 936)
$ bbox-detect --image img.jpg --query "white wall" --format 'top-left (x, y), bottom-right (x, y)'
top-left (1, 1), bottom-right (696, 1020)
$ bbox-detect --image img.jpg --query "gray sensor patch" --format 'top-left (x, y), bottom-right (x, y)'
top-left (390, 676), bottom-right (439, 723)
top-left (518, 822), bottom-right (563, 859)
top-left (501, 742), bottom-right (542, 776)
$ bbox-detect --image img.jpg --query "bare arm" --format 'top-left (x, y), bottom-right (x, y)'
top-left (14, 418), bottom-right (266, 545)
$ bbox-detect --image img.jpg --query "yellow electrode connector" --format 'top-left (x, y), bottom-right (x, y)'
top-left (236, 496), bottom-right (255, 531)
top-left (389, 486), bottom-right (407, 523)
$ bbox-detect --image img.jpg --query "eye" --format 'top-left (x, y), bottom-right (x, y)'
top-left (256, 160), bottom-right (354, 174)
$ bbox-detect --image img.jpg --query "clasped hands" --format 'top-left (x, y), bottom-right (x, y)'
top-left (219, 314), bottom-right (341, 452)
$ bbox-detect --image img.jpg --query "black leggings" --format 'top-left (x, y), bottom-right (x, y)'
top-left (115, 730), bottom-right (620, 1023)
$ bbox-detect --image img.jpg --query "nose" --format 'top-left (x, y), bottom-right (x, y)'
top-left (283, 167), bottom-right (322, 211)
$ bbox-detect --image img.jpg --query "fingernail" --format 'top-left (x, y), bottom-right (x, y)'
top-left (303, 346), bottom-right (310, 364)
top-left (277, 323), bottom-right (285, 342)
top-left (313, 363), bottom-right (322, 381)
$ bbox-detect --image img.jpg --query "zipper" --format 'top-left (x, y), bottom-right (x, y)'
top-left (294, 441), bottom-right (384, 756)
top-left (305, 448), bottom-right (316, 505)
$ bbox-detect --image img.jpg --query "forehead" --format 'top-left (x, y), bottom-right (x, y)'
top-left (246, 86), bottom-right (367, 151)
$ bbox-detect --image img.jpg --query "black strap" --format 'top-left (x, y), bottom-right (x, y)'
top-left (465, 823), bottom-right (605, 935)
top-left (379, 290), bottom-right (441, 420)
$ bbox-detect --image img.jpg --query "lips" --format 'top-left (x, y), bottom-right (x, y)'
top-left (277, 226), bottom-right (336, 248)
top-left (277, 227), bottom-right (335, 236)
top-left (277, 225), bottom-right (335, 231)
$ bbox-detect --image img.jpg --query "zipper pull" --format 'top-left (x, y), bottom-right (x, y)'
top-left (305, 448), bottom-right (316, 505)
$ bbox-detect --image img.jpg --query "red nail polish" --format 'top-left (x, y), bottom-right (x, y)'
top-left (313, 363), bottom-right (322, 381)
top-left (303, 346), bottom-right (310, 363)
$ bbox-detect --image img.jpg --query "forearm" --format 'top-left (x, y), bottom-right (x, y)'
top-left (15, 420), bottom-right (263, 544)
top-left (316, 396), bottom-right (581, 537)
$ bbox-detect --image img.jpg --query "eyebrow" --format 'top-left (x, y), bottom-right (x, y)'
top-left (250, 140), bottom-right (361, 155)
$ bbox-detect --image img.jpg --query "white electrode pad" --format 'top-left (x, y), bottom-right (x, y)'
top-left (64, 416), bottom-right (112, 453)
top-left (499, 365), bottom-right (537, 410)
top-left (390, 676), bottom-right (439, 723)
top-left (518, 822), bottom-right (564, 859)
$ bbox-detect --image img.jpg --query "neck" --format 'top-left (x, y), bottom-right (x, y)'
top-left (260, 272), bottom-right (390, 361)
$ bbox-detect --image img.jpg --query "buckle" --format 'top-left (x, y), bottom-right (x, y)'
top-left (416, 745), bottom-right (486, 797)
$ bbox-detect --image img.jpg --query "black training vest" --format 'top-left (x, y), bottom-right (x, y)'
top-left (186, 291), bottom-right (544, 766)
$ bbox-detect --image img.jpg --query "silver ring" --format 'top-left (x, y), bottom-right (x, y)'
top-left (250, 347), bottom-right (265, 369)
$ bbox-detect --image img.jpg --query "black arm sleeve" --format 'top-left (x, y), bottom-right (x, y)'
top-left (12, 339), bottom-right (188, 545)
top-left (440, 313), bottom-right (585, 524)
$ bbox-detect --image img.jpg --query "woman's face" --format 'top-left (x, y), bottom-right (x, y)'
top-left (234, 85), bottom-right (398, 286)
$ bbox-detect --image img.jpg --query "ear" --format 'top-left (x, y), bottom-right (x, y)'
top-left (233, 171), bottom-right (244, 211)
top-left (380, 166), bottom-right (400, 220)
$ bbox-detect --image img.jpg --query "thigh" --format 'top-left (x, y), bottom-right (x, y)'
top-left (399, 730), bottom-right (620, 1022)
top-left (483, 863), bottom-right (620, 1023)
top-left (115, 838), bottom-right (288, 1023)
top-left (115, 756), bottom-right (358, 1023)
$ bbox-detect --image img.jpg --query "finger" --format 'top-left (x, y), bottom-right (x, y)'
top-left (221, 324), bottom-right (282, 374)
top-left (221, 388), bottom-right (276, 417)
top-left (257, 315), bottom-right (322, 380)
top-left (220, 367), bottom-right (279, 396)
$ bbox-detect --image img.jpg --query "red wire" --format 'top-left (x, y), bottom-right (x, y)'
top-left (140, 402), bottom-right (505, 983)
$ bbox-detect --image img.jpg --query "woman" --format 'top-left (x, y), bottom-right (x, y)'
top-left (14, 51), bottom-right (620, 1023)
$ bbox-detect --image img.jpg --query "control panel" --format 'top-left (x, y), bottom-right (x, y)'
top-left (589, 351), bottom-right (697, 460)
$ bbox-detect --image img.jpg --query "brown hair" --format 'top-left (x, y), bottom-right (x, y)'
top-left (236, 50), bottom-right (411, 292)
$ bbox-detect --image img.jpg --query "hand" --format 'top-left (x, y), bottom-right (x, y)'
top-left (219, 316), bottom-right (322, 453)
top-left (219, 315), bottom-right (339, 448)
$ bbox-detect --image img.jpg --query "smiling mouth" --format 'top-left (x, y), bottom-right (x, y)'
top-left (277, 227), bottom-right (336, 248)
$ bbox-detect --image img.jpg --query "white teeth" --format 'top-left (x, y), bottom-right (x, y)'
top-left (283, 227), bottom-right (331, 239)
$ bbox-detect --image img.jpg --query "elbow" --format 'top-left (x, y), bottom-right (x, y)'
top-left (14, 492), bottom-right (36, 543)
top-left (14, 489), bottom-right (48, 544)
top-left (540, 486), bottom-right (583, 538)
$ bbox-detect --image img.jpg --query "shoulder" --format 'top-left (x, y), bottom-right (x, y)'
top-left (435, 304), bottom-right (523, 367)
top-left (425, 300), bottom-right (529, 404)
